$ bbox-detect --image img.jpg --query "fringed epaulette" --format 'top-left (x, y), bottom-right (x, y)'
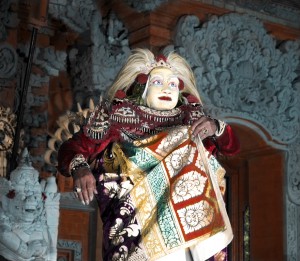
top-left (110, 100), bottom-right (140, 125)
top-left (84, 100), bottom-right (110, 141)
top-left (181, 102), bottom-right (205, 125)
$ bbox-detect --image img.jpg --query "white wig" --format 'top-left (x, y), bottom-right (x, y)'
top-left (107, 48), bottom-right (202, 103)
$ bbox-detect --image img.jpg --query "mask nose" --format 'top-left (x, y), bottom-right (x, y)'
top-left (161, 83), bottom-right (171, 93)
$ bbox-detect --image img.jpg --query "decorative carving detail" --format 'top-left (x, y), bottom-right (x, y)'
top-left (48, 0), bottom-right (97, 33)
top-left (15, 44), bottom-right (67, 169)
top-left (0, 148), bottom-right (60, 261)
top-left (47, 1), bottom-right (130, 108)
top-left (69, 11), bottom-right (130, 106)
top-left (286, 196), bottom-right (299, 261)
top-left (0, 0), bottom-right (9, 40)
top-left (103, 12), bottom-right (129, 46)
top-left (0, 0), bottom-right (15, 41)
top-left (34, 47), bottom-right (67, 76)
top-left (123, 0), bottom-right (168, 12)
top-left (122, 0), bottom-right (300, 27)
top-left (0, 43), bottom-right (18, 79)
top-left (228, 0), bottom-right (300, 27)
top-left (57, 240), bottom-right (82, 261)
top-left (44, 100), bottom-right (95, 168)
top-left (18, 45), bottom-right (67, 77)
top-left (287, 139), bottom-right (300, 204)
top-left (170, 13), bottom-right (300, 144)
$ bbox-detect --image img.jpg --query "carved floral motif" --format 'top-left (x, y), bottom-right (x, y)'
top-left (170, 13), bottom-right (300, 144)
top-left (48, 0), bottom-right (97, 33)
top-left (69, 11), bottom-right (130, 106)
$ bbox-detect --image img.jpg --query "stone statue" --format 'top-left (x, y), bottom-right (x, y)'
top-left (0, 148), bottom-right (60, 261)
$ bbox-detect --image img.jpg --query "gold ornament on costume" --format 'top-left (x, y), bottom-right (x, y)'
top-left (44, 99), bottom-right (95, 166)
top-left (0, 106), bottom-right (17, 177)
top-left (0, 106), bottom-right (16, 152)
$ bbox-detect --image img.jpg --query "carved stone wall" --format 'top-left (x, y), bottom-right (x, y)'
top-left (123, 0), bottom-right (300, 29)
top-left (48, 0), bottom-right (130, 109)
top-left (165, 13), bottom-right (300, 260)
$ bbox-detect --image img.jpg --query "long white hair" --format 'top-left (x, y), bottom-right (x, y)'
top-left (107, 48), bottom-right (202, 104)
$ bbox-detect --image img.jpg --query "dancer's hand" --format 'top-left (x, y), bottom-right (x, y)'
top-left (73, 167), bottom-right (97, 205)
top-left (191, 116), bottom-right (217, 140)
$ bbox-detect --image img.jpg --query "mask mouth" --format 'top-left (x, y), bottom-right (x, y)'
top-left (158, 96), bottom-right (172, 101)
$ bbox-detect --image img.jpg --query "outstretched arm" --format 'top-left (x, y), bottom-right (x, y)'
top-left (57, 131), bottom-right (107, 205)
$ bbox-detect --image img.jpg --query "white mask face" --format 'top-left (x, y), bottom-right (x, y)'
top-left (145, 67), bottom-right (179, 110)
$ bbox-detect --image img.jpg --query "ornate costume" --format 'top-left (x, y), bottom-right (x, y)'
top-left (57, 93), bottom-right (239, 261)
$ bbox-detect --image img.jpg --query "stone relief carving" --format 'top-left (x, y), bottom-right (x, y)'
top-left (0, 0), bottom-right (10, 40)
top-left (48, 0), bottom-right (130, 107)
top-left (0, 43), bottom-right (18, 79)
top-left (287, 137), bottom-right (300, 205)
top-left (0, 148), bottom-right (60, 261)
top-left (168, 12), bottom-right (300, 259)
top-left (169, 13), bottom-right (300, 144)
top-left (47, 0), bottom-right (97, 138)
top-left (286, 196), bottom-right (298, 261)
top-left (228, 0), bottom-right (300, 26)
top-left (69, 11), bottom-right (130, 107)
top-left (57, 240), bottom-right (82, 261)
top-left (18, 45), bottom-right (67, 78)
top-left (123, 0), bottom-right (168, 12)
top-left (122, 0), bottom-right (300, 28)
top-left (0, 0), bottom-right (19, 41)
top-left (34, 47), bottom-right (67, 77)
top-left (14, 44), bottom-right (67, 168)
top-left (48, 0), bottom-right (97, 33)
top-left (103, 11), bottom-right (128, 46)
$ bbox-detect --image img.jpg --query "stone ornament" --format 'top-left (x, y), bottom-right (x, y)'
top-left (0, 148), bottom-right (60, 261)
top-left (0, 43), bottom-right (18, 79)
top-left (123, 0), bottom-right (167, 12)
top-left (0, 0), bottom-right (19, 41)
top-left (48, 0), bottom-right (97, 33)
top-left (170, 13), bottom-right (300, 144)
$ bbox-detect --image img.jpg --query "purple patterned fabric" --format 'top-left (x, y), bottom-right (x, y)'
top-left (94, 162), bottom-right (146, 261)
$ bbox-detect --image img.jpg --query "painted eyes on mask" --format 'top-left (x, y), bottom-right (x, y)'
top-left (150, 79), bottom-right (179, 89)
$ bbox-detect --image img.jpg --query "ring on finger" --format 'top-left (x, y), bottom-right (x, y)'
top-left (202, 128), bottom-right (208, 134)
top-left (74, 186), bottom-right (82, 193)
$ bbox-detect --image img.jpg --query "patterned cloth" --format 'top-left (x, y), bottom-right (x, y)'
top-left (83, 97), bottom-right (204, 143)
top-left (94, 125), bottom-right (232, 260)
top-left (57, 95), bottom-right (239, 260)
